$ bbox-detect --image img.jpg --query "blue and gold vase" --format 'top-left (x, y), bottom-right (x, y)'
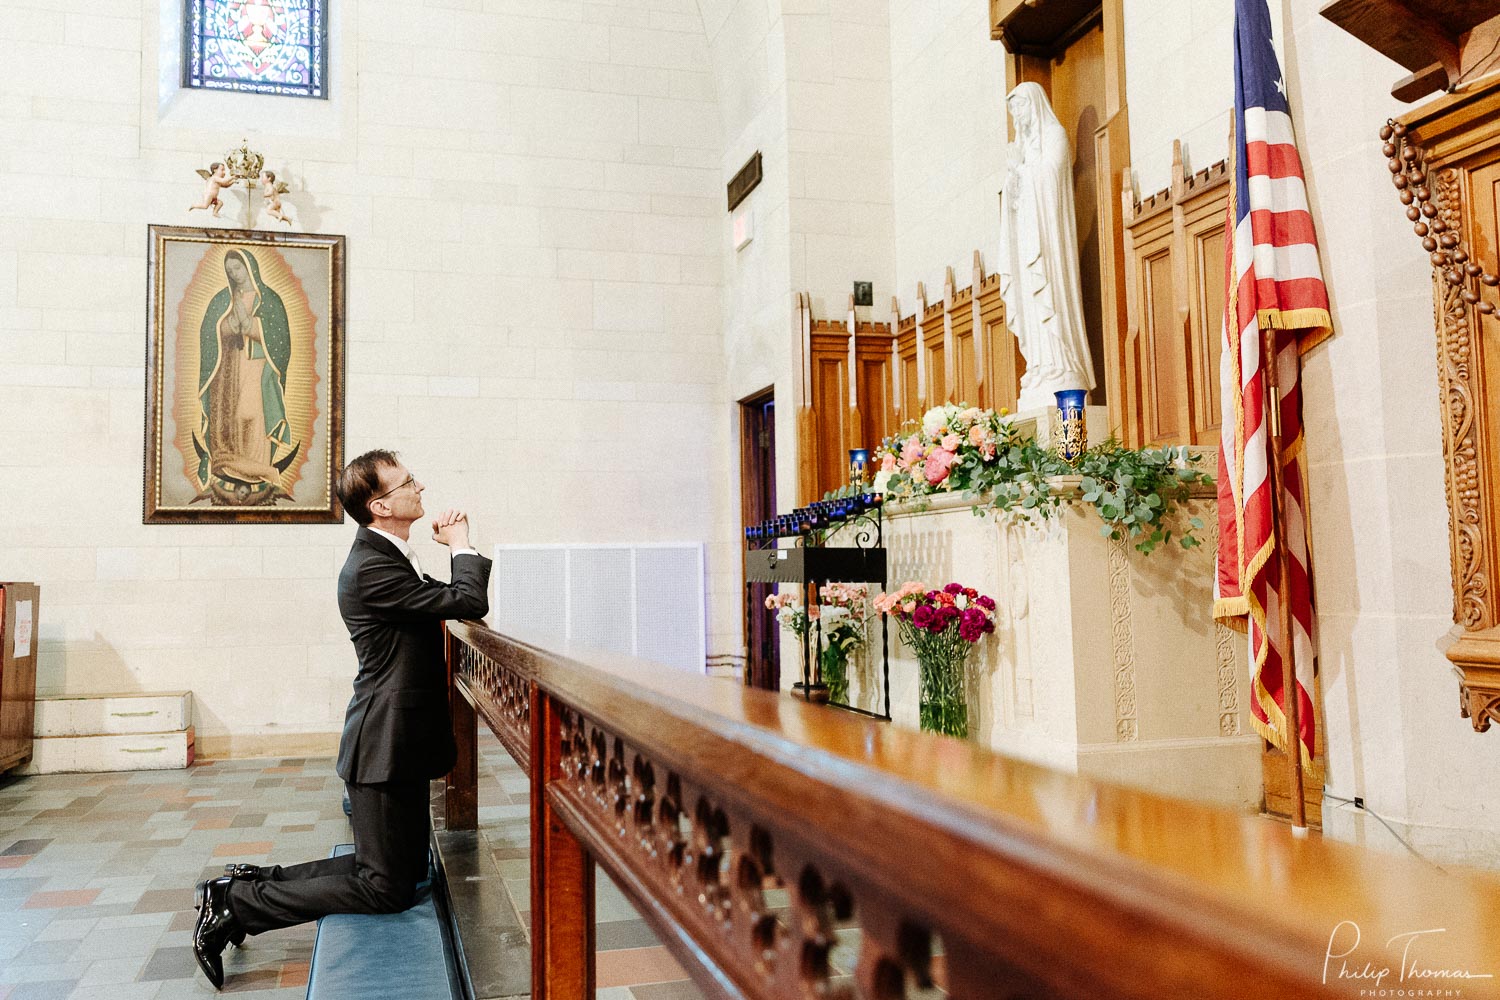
top-left (1055, 389), bottom-right (1087, 465)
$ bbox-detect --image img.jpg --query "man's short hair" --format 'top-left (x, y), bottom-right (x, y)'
top-left (338, 449), bottom-right (400, 525)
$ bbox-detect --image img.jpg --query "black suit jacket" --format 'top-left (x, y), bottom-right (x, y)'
top-left (335, 527), bottom-right (492, 784)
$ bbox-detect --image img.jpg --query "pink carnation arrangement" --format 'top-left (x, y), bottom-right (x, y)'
top-left (875, 581), bottom-right (997, 643)
top-left (874, 580), bottom-right (997, 737)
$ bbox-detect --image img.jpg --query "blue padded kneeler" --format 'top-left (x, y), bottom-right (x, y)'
top-left (305, 844), bottom-right (456, 1000)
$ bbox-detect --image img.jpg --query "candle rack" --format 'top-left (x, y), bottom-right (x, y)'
top-left (744, 499), bottom-right (891, 721)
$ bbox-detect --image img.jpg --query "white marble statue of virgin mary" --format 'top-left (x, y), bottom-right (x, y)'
top-left (998, 81), bottom-right (1097, 412)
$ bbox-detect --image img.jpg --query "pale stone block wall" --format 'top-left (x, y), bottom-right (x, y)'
top-left (786, 1), bottom-right (895, 315)
top-left (888, 0), bottom-right (1007, 302)
top-left (0, 0), bottom-right (734, 752)
top-left (1124, 0), bottom-right (1237, 194)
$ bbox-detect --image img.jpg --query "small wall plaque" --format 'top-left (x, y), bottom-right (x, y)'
top-left (727, 151), bottom-right (763, 212)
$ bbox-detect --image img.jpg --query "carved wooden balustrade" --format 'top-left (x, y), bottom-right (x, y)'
top-left (444, 619), bottom-right (1500, 999)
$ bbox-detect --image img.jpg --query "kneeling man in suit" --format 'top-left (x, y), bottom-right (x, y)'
top-left (192, 449), bottom-right (493, 990)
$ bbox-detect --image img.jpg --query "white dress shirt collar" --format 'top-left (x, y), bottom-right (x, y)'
top-left (366, 526), bottom-right (411, 557)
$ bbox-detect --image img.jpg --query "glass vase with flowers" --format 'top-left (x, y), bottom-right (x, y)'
top-left (765, 583), bottom-right (871, 705)
top-left (875, 582), bottom-right (997, 737)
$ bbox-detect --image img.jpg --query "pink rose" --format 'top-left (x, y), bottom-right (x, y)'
top-left (981, 442), bottom-right (996, 460)
top-left (880, 453), bottom-right (897, 473)
top-left (968, 424), bottom-right (987, 447)
top-left (899, 435), bottom-right (924, 468)
top-left (925, 448), bottom-right (957, 485)
top-left (941, 433), bottom-right (961, 452)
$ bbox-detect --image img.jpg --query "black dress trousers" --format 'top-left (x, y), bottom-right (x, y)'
top-left (226, 778), bottom-right (431, 936)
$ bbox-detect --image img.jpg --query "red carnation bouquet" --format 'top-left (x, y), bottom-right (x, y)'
top-left (875, 582), bottom-right (996, 737)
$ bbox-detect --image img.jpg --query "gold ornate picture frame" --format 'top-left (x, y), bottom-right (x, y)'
top-left (144, 225), bottom-right (345, 523)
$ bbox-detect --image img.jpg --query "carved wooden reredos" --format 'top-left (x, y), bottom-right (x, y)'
top-left (1398, 79), bottom-right (1500, 732)
top-left (792, 254), bottom-right (1022, 503)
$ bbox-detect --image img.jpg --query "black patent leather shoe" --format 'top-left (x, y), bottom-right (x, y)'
top-left (196, 874), bottom-right (249, 948)
top-left (192, 876), bottom-right (242, 990)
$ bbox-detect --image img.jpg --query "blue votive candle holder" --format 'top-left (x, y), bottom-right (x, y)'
top-left (848, 447), bottom-right (869, 486)
top-left (1055, 389), bottom-right (1087, 464)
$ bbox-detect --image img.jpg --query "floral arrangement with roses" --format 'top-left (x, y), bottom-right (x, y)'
top-left (874, 403), bottom-right (1212, 555)
top-left (878, 403), bottom-right (1012, 494)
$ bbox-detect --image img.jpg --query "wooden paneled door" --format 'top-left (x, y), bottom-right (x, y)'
top-left (1128, 201), bottom-right (1191, 446)
top-left (739, 391), bottom-right (778, 691)
top-left (855, 335), bottom-right (895, 459)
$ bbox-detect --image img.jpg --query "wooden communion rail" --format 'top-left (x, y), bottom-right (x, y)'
top-left (442, 619), bottom-right (1500, 999)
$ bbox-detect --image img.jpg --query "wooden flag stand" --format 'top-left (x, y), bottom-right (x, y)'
top-left (1262, 326), bottom-right (1309, 834)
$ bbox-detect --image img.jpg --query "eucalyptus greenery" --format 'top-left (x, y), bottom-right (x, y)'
top-left (880, 421), bottom-right (1213, 555)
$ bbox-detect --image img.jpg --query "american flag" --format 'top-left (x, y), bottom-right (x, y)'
top-left (1215, 0), bottom-right (1331, 766)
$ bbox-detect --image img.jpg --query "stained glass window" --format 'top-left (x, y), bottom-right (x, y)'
top-left (183, 0), bottom-right (327, 99)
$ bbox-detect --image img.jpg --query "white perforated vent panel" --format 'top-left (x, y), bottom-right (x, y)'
top-left (490, 543), bottom-right (706, 673)
top-left (567, 548), bottom-right (635, 658)
top-left (634, 545), bottom-right (706, 673)
top-left (491, 546), bottom-right (567, 645)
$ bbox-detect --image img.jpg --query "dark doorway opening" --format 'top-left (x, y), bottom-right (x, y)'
top-left (740, 389), bottom-right (778, 691)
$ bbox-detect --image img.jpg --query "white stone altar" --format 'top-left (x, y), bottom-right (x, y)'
top-left (784, 476), bottom-right (1261, 812)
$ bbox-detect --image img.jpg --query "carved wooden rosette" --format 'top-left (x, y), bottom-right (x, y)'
top-left (1399, 83), bottom-right (1500, 732)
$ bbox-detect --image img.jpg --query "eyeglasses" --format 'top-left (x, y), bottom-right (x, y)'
top-left (372, 475), bottom-right (416, 502)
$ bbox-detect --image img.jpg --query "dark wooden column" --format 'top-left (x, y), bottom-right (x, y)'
top-left (444, 624), bottom-right (478, 830)
top-left (530, 683), bottom-right (595, 999)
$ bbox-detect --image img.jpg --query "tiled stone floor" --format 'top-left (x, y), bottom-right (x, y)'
top-left (0, 758), bottom-right (335, 999)
top-left (0, 734), bottom-right (704, 1000)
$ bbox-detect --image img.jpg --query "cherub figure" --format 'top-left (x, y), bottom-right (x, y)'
top-left (190, 162), bottom-right (233, 216)
top-left (261, 170), bottom-right (292, 226)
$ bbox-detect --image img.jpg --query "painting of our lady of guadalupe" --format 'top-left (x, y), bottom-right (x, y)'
top-left (145, 226), bottom-right (345, 523)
